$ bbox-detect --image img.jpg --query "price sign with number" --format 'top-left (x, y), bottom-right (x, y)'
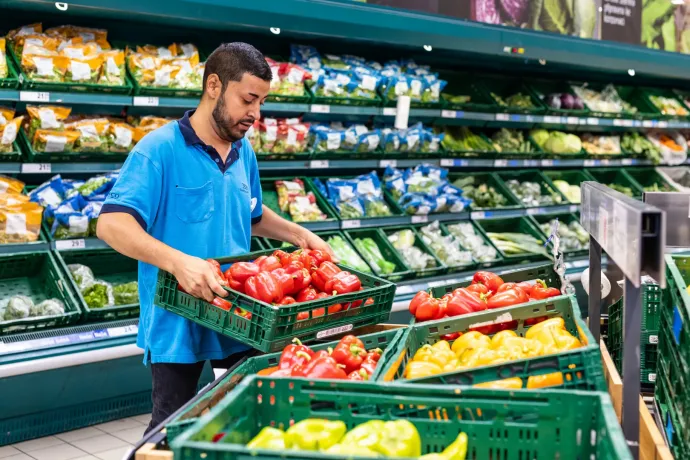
top-left (310, 104), bottom-right (330, 113)
top-left (21, 163), bottom-right (51, 173)
top-left (379, 159), bottom-right (397, 168)
top-left (341, 220), bottom-right (361, 229)
top-left (441, 110), bottom-right (457, 118)
top-left (133, 96), bottom-right (160, 107)
top-left (20, 91), bottom-right (50, 102)
top-left (309, 160), bottom-right (329, 169)
top-left (411, 215), bottom-right (428, 224)
top-left (495, 113), bottom-right (509, 121)
top-left (55, 239), bottom-right (86, 250)
top-left (494, 159), bottom-right (508, 167)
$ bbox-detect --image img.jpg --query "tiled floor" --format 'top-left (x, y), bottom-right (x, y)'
top-left (1, 415), bottom-right (150, 460)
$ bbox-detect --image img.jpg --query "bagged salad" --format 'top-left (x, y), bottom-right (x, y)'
top-left (258, 118), bottom-right (310, 154)
top-left (420, 221), bottom-right (473, 268)
top-left (127, 42), bottom-right (204, 91)
top-left (380, 124), bottom-right (441, 153)
top-left (387, 229), bottom-right (437, 271)
top-left (0, 38), bottom-right (7, 79)
top-left (446, 222), bottom-right (499, 263)
top-left (65, 118), bottom-right (110, 152)
top-left (326, 235), bottom-right (371, 273)
top-left (266, 57), bottom-right (311, 98)
top-left (274, 179), bottom-right (326, 222)
top-left (0, 295), bottom-right (65, 322)
top-left (0, 116), bottom-right (22, 153)
top-left (315, 172), bottom-right (392, 219)
top-left (26, 105), bottom-right (72, 139)
top-left (0, 201), bottom-right (43, 244)
top-left (383, 165), bottom-right (470, 215)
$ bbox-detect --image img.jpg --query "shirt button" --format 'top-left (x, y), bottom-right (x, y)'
top-left (215, 158), bottom-right (220, 163)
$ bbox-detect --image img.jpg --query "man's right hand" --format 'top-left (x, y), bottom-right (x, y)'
top-left (172, 254), bottom-right (228, 302)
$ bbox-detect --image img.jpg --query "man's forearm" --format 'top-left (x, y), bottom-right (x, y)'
top-left (97, 213), bottom-right (183, 273)
top-left (251, 205), bottom-right (308, 245)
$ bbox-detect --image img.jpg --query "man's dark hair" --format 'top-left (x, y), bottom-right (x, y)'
top-left (202, 42), bottom-right (272, 92)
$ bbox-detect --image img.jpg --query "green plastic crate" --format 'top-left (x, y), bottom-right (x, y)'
top-left (441, 220), bottom-right (504, 268)
top-left (639, 87), bottom-right (690, 120)
top-left (381, 225), bottom-right (446, 277)
top-left (166, 328), bottom-right (404, 442)
top-left (625, 168), bottom-right (677, 194)
top-left (261, 177), bottom-right (338, 229)
top-left (378, 294), bottom-right (605, 391)
top-left (0, 54), bottom-right (20, 89)
top-left (448, 172), bottom-right (522, 212)
top-left (495, 169), bottom-right (568, 209)
top-left (7, 45), bottom-right (132, 95)
top-left (171, 376), bottom-right (630, 459)
top-left (656, 362), bottom-right (690, 459)
top-left (343, 228), bottom-right (413, 282)
top-left (483, 77), bottom-right (546, 115)
top-left (16, 129), bottom-right (130, 163)
top-left (570, 83), bottom-right (656, 119)
top-left (440, 72), bottom-right (498, 113)
top-left (527, 80), bottom-right (590, 117)
top-left (475, 216), bottom-right (550, 263)
top-left (664, 254), bottom-right (690, 373)
top-left (413, 222), bottom-right (477, 273)
top-left (308, 176), bottom-right (406, 220)
top-left (606, 282), bottom-right (661, 384)
top-left (0, 251), bottom-right (80, 335)
top-left (155, 248), bottom-right (396, 353)
top-left (250, 237), bottom-right (265, 252)
top-left (542, 169), bottom-right (596, 204)
top-left (530, 213), bottom-right (589, 259)
top-left (586, 168), bottom-right (643, 199)
top-left (54, 248), bottom-right (139, 322)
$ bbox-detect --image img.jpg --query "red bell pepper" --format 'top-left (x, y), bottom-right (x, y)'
top-left (331, 342), bottom-right (367, 373)
top-left (284, 259), bottom-right (305, 273)
top-left (211, 297), bottom-right (232, 311)
top-left (224, 272), bottom-right (244, 292)
top-left (365, 298), bottom-right (374, 306)
top-left (465, 283), bottom-right (489, 295)
top-left (486, 287), bottom-right (529, 309)
top-left (290, 349), bottom-right (332, 377)
top-left (315, 292), bottom-right (343, 314)
top-left (337, 335), bottom-right (365, 351)
top-left (225, 262), bottom-right (260, 284)
top-left (278, 338), bottom-right (314, 370)
top-left (409, 291), bottom-right (430, 316)
top-left (411, 291), bottom-right (440, 322)
top-left (496, 282), bottom-right (520, 293)
top-left (472, 271), bottom-right (504, 294)
top-left (436, 294), bottom-right (451, 319)
top-left (441, 332), bottom-right (461, 341)
top-left (311, 261), bottom-right (341, 292)
top-left (530, 280), bottom-right (561, 300)
top-left (257, 255), bottom-right (282, 272)
top-left (325, 271), bottom-right (362, 295)
top-left (517, 281), bottom-right (535, 295)
top-left (272, 268), bottom-right (296, 296)
top-left (278, 296), bottom-right (296, 305)
top-left (207, 259), bottom-right (228, 287)
top-left (300, 355), bottom-right (347, 379)
top-left (360, 356), bottom-right (378, 376)
top-left (233, 307), bottom-right (252, 319)
top-left (308, 249), bottom-right (332, 266)
top-left (273, 250), bottom-right (292, 267)
top-left (446, 296), bottom-right (474, 317)
top-left (448, 288), bottom-right (487, 316)
top-left (289, 268), bottom-right (311, 294)
top-left (296, 287), bottom-right (319, 303)
top-left (244, 272), bottom-right (283, 304)
top-left (365, 348), bottom-right (383, 363)
top-left (347, 369), bottom-right (369, 381)
top-left (296, 312), bottom-right (309, 321)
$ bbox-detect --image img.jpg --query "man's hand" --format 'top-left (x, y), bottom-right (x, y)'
top-left (172, 254), bottom-right (228, 302)
top-left (293, 229), bottom-right (338, 262)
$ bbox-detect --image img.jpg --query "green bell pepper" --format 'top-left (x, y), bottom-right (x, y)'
top-left (285, 419), bottom-right (346, 451)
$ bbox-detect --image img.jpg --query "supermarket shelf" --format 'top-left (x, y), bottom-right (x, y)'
top-left (49, 237), bottom-right (111, 251)
top-left (0, 163), bottom-right (123, 174)
top-left (18, 90), bottom-right (132, 106)
top-left (0, 241), bottom-right (50, 254)
top-left (0, 88), bottom-right (20, 102)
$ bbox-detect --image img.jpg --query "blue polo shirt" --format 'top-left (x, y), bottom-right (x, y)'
top-left (101, 111), bottom-right (263, 364)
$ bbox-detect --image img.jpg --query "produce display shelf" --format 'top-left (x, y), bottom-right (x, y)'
top-left (16, 90), bottom-right (133, 107)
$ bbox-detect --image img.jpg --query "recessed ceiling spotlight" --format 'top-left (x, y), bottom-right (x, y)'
top-left (55, 2), bottom-right (68, 10)
top-left (628, 69), bottom-right (636, 76)
top-left (270, 27), bottom-right (280, 35)
top-left (423, 45), bottom-right (432, 52)
top-left (539, 59), bottom-right (546, 65)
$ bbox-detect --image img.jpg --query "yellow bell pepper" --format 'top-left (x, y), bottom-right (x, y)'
top-left (405, 360), bottom-right (443, 379)
top-left (527, 372), bottom-right (564, 389)
top-left (474, 377), bottom-right (523, 389)
top-left (443, 358), bottom-right (459, 373)
top-left (551, 330), bottom-right (582, 351)
top-left (451, 332), bottom-right (491, 356)
top-left (490, 330), bottom-right (518, 349)
top-left (525, 317), bottom-right (565, 340)
top-left (431, 340), bottom-right (452, 352)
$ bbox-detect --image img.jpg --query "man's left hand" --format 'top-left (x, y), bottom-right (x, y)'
top-left (293, 229), bottom-right (338, 262)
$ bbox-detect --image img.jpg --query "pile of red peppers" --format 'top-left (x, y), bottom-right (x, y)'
top-left (259, 335), bottom-right (382, 381)
top-left (409, 271), bottom-right (561, 323)
top-left (200, 249), bottom-right (372, 321)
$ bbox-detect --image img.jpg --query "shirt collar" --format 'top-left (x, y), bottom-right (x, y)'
top-left (178, 110), bottom-right (243, 151)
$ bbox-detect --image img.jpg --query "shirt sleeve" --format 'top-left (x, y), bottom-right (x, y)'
top-left (248, 145), bottom-right (263, 225)
top-left (101, 150), bottom-right (163, 231)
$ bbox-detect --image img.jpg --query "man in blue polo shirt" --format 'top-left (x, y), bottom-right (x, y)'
top-left (97, 42), bottom-right (333, 432)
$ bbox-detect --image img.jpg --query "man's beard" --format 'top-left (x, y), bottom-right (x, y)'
top-left (212, 95), bottom-right (244, 143)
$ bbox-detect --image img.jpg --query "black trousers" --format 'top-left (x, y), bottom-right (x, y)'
top-left (144, 349), bottom-right (253, 434)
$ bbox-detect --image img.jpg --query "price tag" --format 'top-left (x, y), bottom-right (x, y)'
top-left (494, 159), bottom-right (508, 167)
top-left (309, 160), bottom-right (329, 169)
top-left (649, 335), bottom-right (658, 344)
top-left (642, 120), bottom-right (654, 128)
top-left (567, 117), bottom-right (580, 125)
top-left (341, 220), bottom-right (361, 229)
top-left (21, 163), bottom-right (51, 173)
top-left (379, 159), bottom-right (397, 168)
top-left (440, 159), bottom-right (454, 167)
top-left (310, 104), bottom-right (330, 113)
top-left (470, 211), bottom-right (485, 220)
top-left (525, 160), bottom-right (539, 167)
top-left (495, 113), bottom-right (509, 121)
top-left (382, 108), bottom-right (397, 116)
top-left (613, 119), bottom-right (623, 127)
top-left (411, 215), bottom-right (428, 224)
top-left (658, 121), bottom-right (669, 128)
top-left (584, 159), bottom-right (596, 167)
top-left (543, 116), bottom-right (560, 124)
top-left (621, 159), bottom-right (633, 165)
top-left (20, 91), bottom-right (50, 102)
top-left (107, 325), bottom-right (139, 337)
top-left (541, 159), bottom-right (554, 167)
top-left (600, 159), bottom-right (610, 166)
top-left (587, 118), bottom-right (600, 125)
top-left (525, 115), bottom-right (535, 123)
top-left (316, 324), bottom-right (353, 339)
top-left (526, 208), bottom-right (543, 215)
top-left (569, 205), bottom-right (578, 213)
top-left (622, 119), bottom-right (634, 127)
top-left (133, 96), bottom-right (160, 106)
top-left (441, 110), bottom-right (457, 118)
top-left (648, 373), bottom-right (657, 383)
top-left (55, 239), bottom-right (86, 250)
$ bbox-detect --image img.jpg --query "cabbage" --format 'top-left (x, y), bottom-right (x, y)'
top-left (573, 0), bottom-right (596, 38)
top-left (499, 0), bottom-right (529, 23)
top-left (540, 0), bottom-right (569, 34)
top-left (530, 129), bottom-right (550, 148)
top-left (544, 131), bottom-right (582, 154)
top-left (474, 0), bottom-right (501, 24)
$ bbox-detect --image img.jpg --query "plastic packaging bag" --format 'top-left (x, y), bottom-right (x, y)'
top-left (82, 280), bottom-right (114, 309)
top-left (446, 222), bottom-right (498, 263)
top-left (113, 281), bottom-right (138, 305)
top-left (68, 263), bottom-right (96, 291)
top-left (30, 299), bottom-right (65, 317)
top-left (353, 237), bottom-right (396, 275)
top-left (4, 295), bottom-right (33, 320)
top-left (420, 221), bottom-right (473, 267)
top-left (326, 235), bottom-right (371, 273)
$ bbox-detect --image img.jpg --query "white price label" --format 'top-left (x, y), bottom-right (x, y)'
top-left (657, 121), bottom-right (669, 128)
top-left (310, 104), bottom-right (330, 113)
top-left (441, 110), bottom-right (457, 118)
top-left (494, 159), bottom-right (508, 167)
top-left (587, 118), bottom-right (600, 125)
top-left (316, 324), bottom-right (353, 339)
top-left (622, 119), bottom-right (634, 127)
top-left (621, 159), bottom-right (633, 165)
top-left (569, 205), bottom-right (578, 213)
top-left (495, 113), bottom-right (509, 121)
top-left (526, 208), bottom-right (541, 215)
top-left (55, 239), bottom-right (86, 250)
top-left (21, 163), bottom-right (51, 173)
top-left (20, 91), bottom-right (50, 102)
top-left (544, 116), bottom-right (560, 124)
top-left (107, 325), bottom-right (139, 337)
top-left (525, 160), bottom-right (539, 167)
top-left (133, 96), bottom-right (160, 107)
top-left (649, 335), bottom-right (658, 344)
top-left (600, 159), bottom-right (610, 166)
top-left (382, 108), bottom-right (397, 116)
top-left (440, 159), bottom-right (454, 167)
top-left (584, 160), bottom-right (596, 167)
top-left (309, 160), bottom-right (329, 169)
top-left (379, 159), bottom-right (397, 168)
top-left (411, 215), bottom-right (429, 224)
top-left (470, 211), bottom-right (485, 220)
top-left (566, 117), bottom-right (579, 125)
top-left (642, 120), bottom-right (654, 128)
top-left (613, 119), bottom-right (624, 127)
top-left (541, 159), bottom-right (554, 167)
top-left (648, 373), bottom-right (657, 382)
top-left (341, 220), bottom-right (361, 229)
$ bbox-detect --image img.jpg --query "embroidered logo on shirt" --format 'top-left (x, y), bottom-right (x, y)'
top-left (241, 183), bottom-right (249, 193)
top-left (250, 197), bottom-right (257, 212)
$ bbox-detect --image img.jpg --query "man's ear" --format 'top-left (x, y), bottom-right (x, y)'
top-left (205, 74), bottom-right (222, 99)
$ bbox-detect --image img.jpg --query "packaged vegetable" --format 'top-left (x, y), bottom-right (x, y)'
top-left (0, 116), bottom-right (22, 153)
top-left (21, 53), bottom-right (68, 82)
top-left (552, 180), bottom-right (581, 203)
top-left (68, 264), bottom-right (96, 291)
top-left (491, 128), bottom-right (535, 154)
top-left (388, 230), bottom-right (437, 271)
top-left (65, 118), bottom-right (110, 152)
top-left (4, 295), bottom-right (33, 320)
top-left (0, 192), bottom-right (29, 206)
top-left (646, 131), bottom-right (688, 165)
top-left (82, 280), bottom-right (115, 309)
top-left (310, 126), bottom-right (344, 152)
top-left (106, 123), bottom-right (135, 152)
top-left (0, 38), bottom-right (7, 79)
top-left (7, 23), bottom-right (43, 53)
top-left (539, 219), bottom-right (589, 252)
top-left (32, 129), bottom-right (80, 153)
top-left (353, 237), bottom-right (396, 275)
top-left (504, 179), bottom-right (563, 206)
top-left (327, 235), bottom-right (371, 273)
top-left (571, 84), bottom-right (636, 114)
top-left (29, 299), bottom-right (65, 317)
top-left (447, 222), bottom-right (498, 263)
top-left (0, 108), bottom-right (15, 127)
top-left (0, 202), bottom-right (43, 243)
top-left (98, 49), bottom-right (126, 86)
top-left (420, 221), bottom-right (473, 267)
top-left (487, 231), bottom-right (549, 258)
top-left (274, 179), bottom-right (326, 222)
top-left (581, 134), bottom-right (621, 155)
top-left (26, 105), bottom-right (72, 138)
top-left (452, 175), bottom-right (508, 209)
top-left (442, 126), bottom-right (495, 153)
top-left (648, 95), bottom-right (689, 117)
top-left (621, 132), bottom-right (660, 164)
top-left (275, 179), bottom-right (306, 212)
top-left (113, 281), bottom-right (139, 305)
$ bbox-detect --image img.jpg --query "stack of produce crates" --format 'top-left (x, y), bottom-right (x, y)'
top-left (659, 254), bottom-right (690, 458)
top-left (606, 278), bottom-right (661, 386)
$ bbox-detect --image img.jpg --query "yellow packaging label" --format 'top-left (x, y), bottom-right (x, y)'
top-left (0, 116), bottom-right (23, 147)
top-left (0, 202), bottom-right (44, 243)
top-left (33, 129), bottom-right (80, 153)
top-left (0, 175), bottom-right (25, 194)
top-left (27, 105), bottom-right (72, 125)
top-left (0, 107), bottom-right (16, 126)
top-left (0, 193), bottom-right (29, 206)
top-left (7, 23), bottom-right (42, 41)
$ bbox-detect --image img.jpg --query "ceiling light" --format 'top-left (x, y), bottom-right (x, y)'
top-left (539, 59), bottom-right (546, 65)
top-left (55, 2), bottom-right (68, 10)
top-left (628, 69), bottom-right (636, 76)
top-left (423, 45), bottom-right (432, 52)
top-left (270, 27), bottom-right (280, 35)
